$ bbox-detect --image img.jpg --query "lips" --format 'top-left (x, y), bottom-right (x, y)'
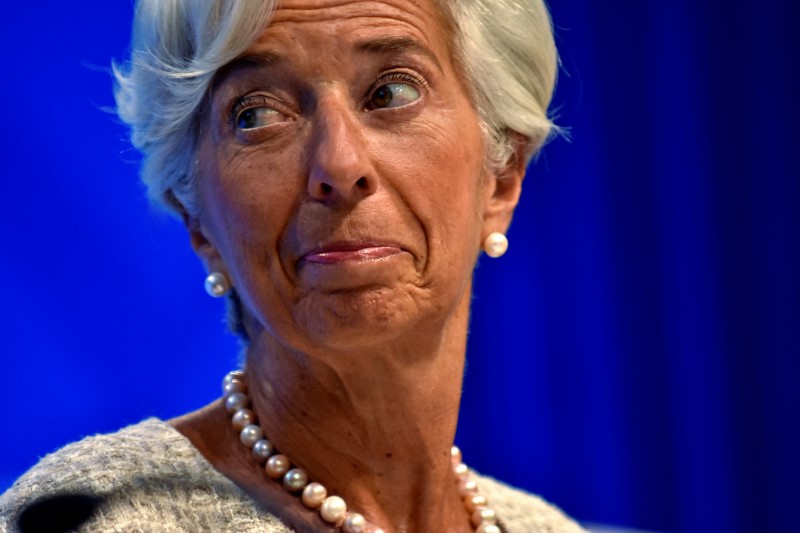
top-left (300, 242), bottom-right (405, 265)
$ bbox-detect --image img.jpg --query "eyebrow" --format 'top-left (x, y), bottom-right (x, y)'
top-left (354, 36), bottom-right (444, 74)
top-left (211, 51), bottom-right (283, 90)
top-left (213, 35), bottom-right (444, 91)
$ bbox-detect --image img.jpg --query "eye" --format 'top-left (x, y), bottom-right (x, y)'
top-left (367, 82), bottom-right (421, 110)
top-left (236, 106), bottom-right (283, 130)
top-left (230, 94), bottom-right (290, 131)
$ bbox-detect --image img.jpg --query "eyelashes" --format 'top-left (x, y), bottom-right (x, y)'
top-left (364, 71), bottom-right (427, 111)
top-left (228, 95), bottom-right (288, 130)
top-left (226, 69), bottom-right (429, 133)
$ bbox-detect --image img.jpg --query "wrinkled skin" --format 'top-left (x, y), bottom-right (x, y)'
top-left (174, 0), bottom-right (527, 530)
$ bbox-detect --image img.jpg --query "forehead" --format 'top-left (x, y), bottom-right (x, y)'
top-left (245, 0), bottom-right (453, 64)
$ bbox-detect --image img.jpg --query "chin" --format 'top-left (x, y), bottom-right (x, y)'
top-left (289, 285), bottom-right (425, 351)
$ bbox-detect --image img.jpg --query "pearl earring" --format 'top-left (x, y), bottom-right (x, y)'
top-left (483, 232), bottom-right (509, 258)
top-left (204, 272), bottom-right (231, 298)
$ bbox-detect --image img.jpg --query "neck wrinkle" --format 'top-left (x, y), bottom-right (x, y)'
top-left (243, 287), bottom-right (474, 532)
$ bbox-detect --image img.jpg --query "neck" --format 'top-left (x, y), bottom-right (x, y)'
top-left (244, 289), bottom-right (473, 532)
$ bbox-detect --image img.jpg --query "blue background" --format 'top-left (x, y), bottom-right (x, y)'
top-left (1, 2), bottom-right (798, 532)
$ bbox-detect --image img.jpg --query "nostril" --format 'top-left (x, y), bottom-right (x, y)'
top-left (356, 177), bottom-right (368, 189)
top-left (320, 183), bottom-right (333, 194)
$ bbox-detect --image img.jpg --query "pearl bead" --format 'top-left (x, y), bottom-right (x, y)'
top-left (464, 494), bottom-right (489, 513)
top-left (451, 445), bottom-right (462, 465)
top-left (265, 454), bottom-right (290, 479)
top-left (458, 478), bottom-right (478, 497)
top-left (320, 495), bottom-right (347, 524)
top-left (205, 271), bottom-right (231, 297)
top-left (283, 468), bottom-right (308, 492)
top-left (483, 232), bottom-right (509, 258)
top-left (476, 524), bottom-right (501, 533)
top-left (224, 392), bottom-right (247, 414)
top-left (239, 424), bottom-right (263, 448)
top-left (222, 371), bottom-right (245, 392)
top-left (453, 462), bottom-right (469, 479)
top-left (343, 512), bottom-right (367, 533)
top-left (471, 507), bottom-right (497, 527)
top-left (223, 379), bottom-right (247, 395)
top-left (458, 479), bottom-right (478, 499)
top-left (251, 439), bottom-right (273, 462)
top-left (302, 482), bottom-right (327, 508)
top-left (232, 409), bottom-right (255, 431)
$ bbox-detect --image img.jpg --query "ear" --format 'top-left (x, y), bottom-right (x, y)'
top-left (480, 133), bottom-right (529, 240)
top-left (180, 206), bottom-right (228, 278)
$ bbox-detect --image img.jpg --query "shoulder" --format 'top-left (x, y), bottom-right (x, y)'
top-left (474, 472), bottom-right (587, 533)
top-left (0, 418), bottom-right (291, 532)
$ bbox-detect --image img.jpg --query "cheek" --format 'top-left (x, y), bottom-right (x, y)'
top-left (371, 115), bottom-right (487, 259)
top-left (197, 143), bottom-right (303, 295)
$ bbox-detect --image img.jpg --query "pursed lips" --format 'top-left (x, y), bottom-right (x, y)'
top-left (300, 241), bottom-right (405, 265)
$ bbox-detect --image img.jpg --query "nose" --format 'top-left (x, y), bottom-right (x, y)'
top-left (307, 96), bottom-right (377, 203)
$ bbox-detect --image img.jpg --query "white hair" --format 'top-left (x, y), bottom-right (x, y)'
top-left (447, 0), bottom-right (558, 167)
top-left (114, 0), bottom-right (558, 217)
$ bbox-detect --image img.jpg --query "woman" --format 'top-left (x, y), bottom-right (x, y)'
top-left (0, 0), bottom-right (584, 531)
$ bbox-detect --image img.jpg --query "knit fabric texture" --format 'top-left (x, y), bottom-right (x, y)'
top-left (0, 419), bottom-right (586, 532)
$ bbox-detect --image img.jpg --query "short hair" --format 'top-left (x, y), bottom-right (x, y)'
top-left (115, 0), bottom-right (558, 342)
top-left (114, 0), bottom-right (558, 218)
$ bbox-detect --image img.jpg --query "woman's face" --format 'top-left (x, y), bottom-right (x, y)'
top-left (192, 0), bottom-right (522, 351)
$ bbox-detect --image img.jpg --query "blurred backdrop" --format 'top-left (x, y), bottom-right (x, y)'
top-left (1, 1), bottom-right (798, 532)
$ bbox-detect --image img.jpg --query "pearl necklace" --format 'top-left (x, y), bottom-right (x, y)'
top-left (222, 370), bottom-right (502, 533)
